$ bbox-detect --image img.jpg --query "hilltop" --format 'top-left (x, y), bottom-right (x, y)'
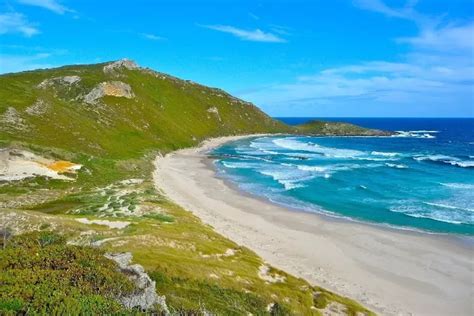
top-left (0, 59), bottom-right (289, 158)
top-left (0, 60), bottom-right (375, 315)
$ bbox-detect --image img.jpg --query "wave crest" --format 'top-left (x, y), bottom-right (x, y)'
top-left (414, 155), bottom-right (474, 168)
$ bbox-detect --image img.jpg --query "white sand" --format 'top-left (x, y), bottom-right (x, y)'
top-left (153, 135), bottom-right (474, 316)
top-left (0, 148), bottom-right (80, 181)
top-left (75, 218), bottom-right (130, 229)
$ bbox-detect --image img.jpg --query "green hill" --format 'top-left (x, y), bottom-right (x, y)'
top-left (0, 60), bottom-right (375, 315)
top-left (0, 59), bottom-right (290, 158)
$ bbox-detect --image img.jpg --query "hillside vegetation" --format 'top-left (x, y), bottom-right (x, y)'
top-left (0, 60), bottom-right (376, 315)
top-left (297, 120), bottom-right (392, 136)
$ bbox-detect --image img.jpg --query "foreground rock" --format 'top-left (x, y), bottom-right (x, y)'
top-left (105, 252), bottom-right (169, 314)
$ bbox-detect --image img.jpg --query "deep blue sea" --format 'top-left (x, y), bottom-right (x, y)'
top-left (212, 118), bottom-right (474, 235)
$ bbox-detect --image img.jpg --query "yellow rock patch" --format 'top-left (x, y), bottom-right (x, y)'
top-left (103, 83), bottom-right (128, 97)
top-left (46, 160), bottom-right (79, 173)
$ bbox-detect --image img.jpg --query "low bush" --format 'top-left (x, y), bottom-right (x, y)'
top-left (0, 231), bottom-right (137, 315)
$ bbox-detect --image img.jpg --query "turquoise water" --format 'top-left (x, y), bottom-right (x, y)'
top-left (212, 119), bottom-right (474, 235)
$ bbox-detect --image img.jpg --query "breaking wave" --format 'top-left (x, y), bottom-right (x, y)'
top-left (214, 132), bottom-right (474, 234)
top-left (414, 155), bottom-right (474, 168)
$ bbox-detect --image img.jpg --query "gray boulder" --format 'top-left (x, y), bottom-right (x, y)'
top-left (103, 59), bottom-right (139, 74)
top-left (105, 252), bottom-right (169, 314)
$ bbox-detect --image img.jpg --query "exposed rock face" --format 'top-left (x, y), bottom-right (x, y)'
top-left (1, 107), bottom-right (28, 131)
top-left (37, 76), bottom-right (81, 89)
top-left (25, 99), bottom-right (48, 116)
top-left (105, 252), bottom-right (169, 314)
top-left (103, 59), bottom-right (139, 74)
top-left (207, 106), bottom-right (221, 121)
top-left (83, 81), bottom-right (134, 104)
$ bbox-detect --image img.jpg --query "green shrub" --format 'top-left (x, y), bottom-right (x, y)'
top-left (144, 213), bottom-right (174, 223)
top-left (0, 231), bottom-right (137, 314)
top-left (150, 273), bottom-right (268, 314)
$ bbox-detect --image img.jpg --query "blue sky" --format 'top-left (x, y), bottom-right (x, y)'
top-left (0, 0), bottom-right (473, 117)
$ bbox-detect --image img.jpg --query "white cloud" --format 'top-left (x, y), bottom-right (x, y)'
top-left (353, 0), bottom-right (426, 24)
top-left (398, 22), bottom-right (474, 52)
top-left (238, 19), bottom-right (474, 117)
top-left (17, 0), bottom-right (72, 14)
top-left (0, 53), bottom-right (53, 74)
top-left (0, 12), bottom-right (39, 37)
top-left (141, 33), bottom-right (165, 41)
top-left (240, 59), bottom-right (473, 116)
top-left (238, 1), bottom-right (473, 117)
top-left (201, 24), bottom-right (286, 43)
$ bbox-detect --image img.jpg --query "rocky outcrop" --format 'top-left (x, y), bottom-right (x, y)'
top-left (83, 81), bottom-right (134, 104)
top-left (207, 106), bottom-right (221, 121)
top-left (1, 107), bottom-right (28, 131)
top-left (37, 76), bottom-right (81, 89)
top-left (103, 59), bottom-right (139, 74)
top-left (25, 99), bottom-right (48, 116)
top-left (105, 252), bottom-right (169, 314)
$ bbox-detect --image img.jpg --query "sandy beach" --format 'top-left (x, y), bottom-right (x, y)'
top-left (153, 135), bottom-right (473, 316)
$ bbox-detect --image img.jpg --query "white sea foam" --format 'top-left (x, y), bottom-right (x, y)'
top-left (393, 131), bottom-right (437, 139)
top-left (272, 138), bottom-right (364, 158)
top-left (222, 161), bottom-right (258, 169)
top-left (385, 163), bottom-right (408, 169)
top-left (297, 165), bottom-right (327, 172)
top-left (355, 156), bottom-right (398, 161)
top-left (414, 155), bottom-right (474, 168)
top-left (401, 212), bottom-right (464, 225)
top-left (447, 160), bottom-right (474, 168)
top-left (296, 163), bottom-right (383, 174)
top-left (440, 183), bottom-right (474, 190)
top-left (408, 130), bottom-right (439, 133)
top-left (282, 181), bottom-right (307, 190)
top-left (371, 151), bottom-right (399, 157)
top-left (389, 204), bottom-right (471, 225)
top-left (249, 139), bottom-right (323, 159)
top-left (258, 169), bottom-right (311, 190)
top-left (423, 202), bottom-right (474, 213)
top-left (414, 154), bottom-right (452, 161)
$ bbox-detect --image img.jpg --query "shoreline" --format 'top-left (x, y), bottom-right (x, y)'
top-left (209, 158), bottom-right (473, 243)
top-left (153, 135), bottom-right (473, 316)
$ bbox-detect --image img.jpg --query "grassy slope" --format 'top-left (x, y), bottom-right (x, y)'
top-left (0, 61), bottom-right (374, 315)
top-left (0, 62), bottom-right (289, 158)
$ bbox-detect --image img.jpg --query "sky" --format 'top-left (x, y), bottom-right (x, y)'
top-left (0, 0), bottom-right (473, 117)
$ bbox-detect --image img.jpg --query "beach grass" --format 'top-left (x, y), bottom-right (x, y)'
top-left (1, 173), bottom-right (373, 315)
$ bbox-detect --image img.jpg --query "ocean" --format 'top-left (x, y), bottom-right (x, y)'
top-left (212, 118), bottom-right (474, 235)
